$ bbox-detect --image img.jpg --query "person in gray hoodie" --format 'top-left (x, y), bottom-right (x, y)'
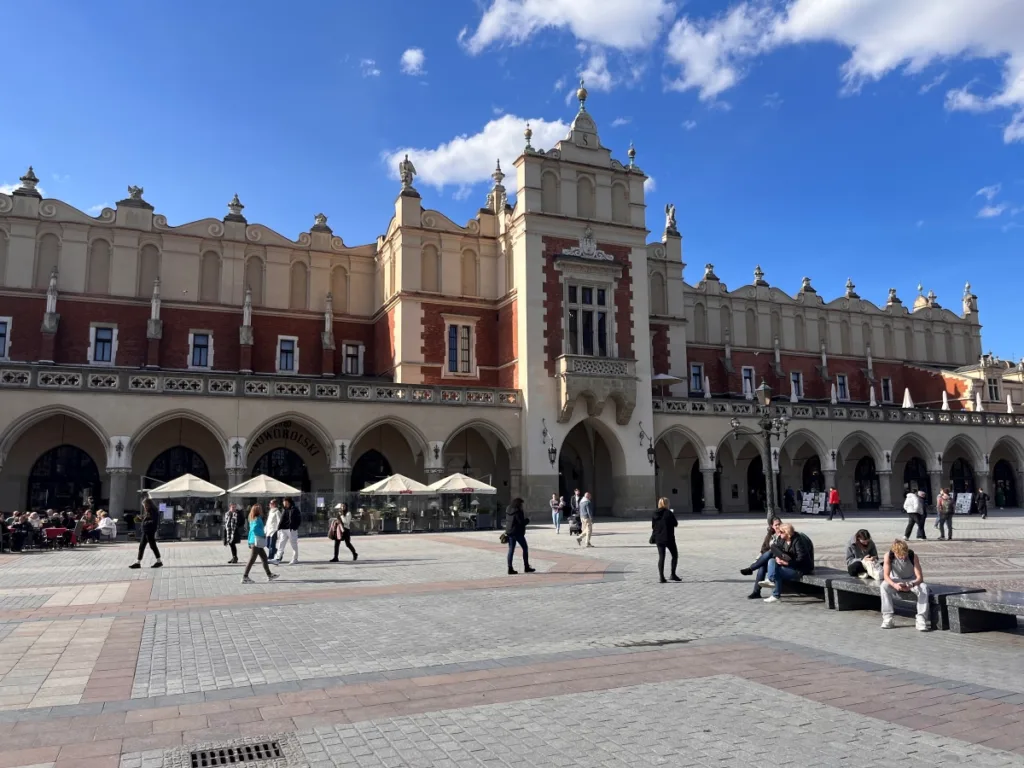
top-left (845, 529), bottom-right (882, 580)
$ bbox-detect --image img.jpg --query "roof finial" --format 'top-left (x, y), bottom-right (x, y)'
top-left (13, 166), bottom-right (42, 198)
top-left (917, 282), bottom-right (924, 295)
top-left (845, 277), bottom-right (859, 299)
top-left (491, 159), bottom-right (504, 186)
top-left (225, 193), bottom-right (247, 223)
top-left (627, 142), bottom-right (636, 168)
top-left (524, 122), bottom-right (533, 151)
top-left (576, 78), bottom-right (588, 111)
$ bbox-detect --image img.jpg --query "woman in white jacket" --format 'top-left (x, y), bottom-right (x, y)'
top-left (264, 500), bottom-right (282, 561)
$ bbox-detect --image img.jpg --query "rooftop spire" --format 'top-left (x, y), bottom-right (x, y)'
top-left (576, 79), bottom-right (588, 111)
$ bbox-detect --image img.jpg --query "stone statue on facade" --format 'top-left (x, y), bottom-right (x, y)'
top-left (664, 203), bottom-right (678, 235)
top-left (243, 286), bottom-right (253, 327)
top-left (324, 292), bottom-right (334, 334)
top-left (150, 277), bottom-right (161, 321)
top-left (45, 267), bottom-right (58, 314)
top-left (703, 263), bottom-right (718, 281)
top-left (962, 281), bottom-right (977, 315)
top-left (399, 154), bottom-right (417, 190)
top-left (127, 185), bottom-right (144, 200)
top-left (315, 213), bottom-right (328, 228)
top-left (887, 287), bottom-right (898, 305)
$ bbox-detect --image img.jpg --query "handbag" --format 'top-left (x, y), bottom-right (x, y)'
top-left (499, 533), bottom-right (509, 544)
top-left (254, 535), bottom-right (266, 548)
top-left (649, 533), bottom-right (656, 545)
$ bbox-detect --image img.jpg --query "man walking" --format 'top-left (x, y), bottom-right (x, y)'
top-left (827, 485), bottom-right (844, 521)
top-left (504, 498), bottom-right (534, 575)
top-left (576, 491), bottom-right (594, 547)
top-left (570, 488), bottom-right (581, 516)
top-left (274, 497), bottom-right (301, 564)
top-left (977, 488), bottom-right (989, 520)
top-left (903, 489), bottom-right (927, 541)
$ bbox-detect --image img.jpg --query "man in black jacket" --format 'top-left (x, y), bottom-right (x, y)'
top-left (760, 523), bottom-right (813, 603)
top-left (277, 498), bottom-right (301, 564)
top-left (504, 498), bottom-right (535, 575)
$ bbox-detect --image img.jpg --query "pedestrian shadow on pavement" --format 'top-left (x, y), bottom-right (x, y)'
top-left (275, 578), bottom-right (371, 585)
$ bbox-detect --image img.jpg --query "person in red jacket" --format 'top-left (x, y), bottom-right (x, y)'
top-left (827, 486), bottom-right (844, 521)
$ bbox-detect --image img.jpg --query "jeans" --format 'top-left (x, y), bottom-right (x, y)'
top-left (227, 542), bottom-right (238, 560)
top-left (578, 517), bottom-right (593, 546)
top-left (276, 530), bottom-right (298, 562)
top-left (656, 540), bottom-right (678, 580)
top-left (507, 532), bottom-right (529, 569)
top-left (766, 559), bottom-right (802, 598)
top-left (137, 532), bottom-right (160, 562)
top-left (938, 515), bottom-right (953, 539)
top-left (904, 514), bottom-right (926, 539)
top-left (750, 551), bottom-right (773, 590)
top-left (266, 531), bottom-right (278, 560)
top-left (333, 532), bottom-right (357, 559)
top-left (881, 581), bottom-right (929, 617)
top-left (828, 503), bottom-right (844, 521)
top-left (243, 546), bottom-right (272, 578)
top-left (552, 510), bottom-right (561, 533)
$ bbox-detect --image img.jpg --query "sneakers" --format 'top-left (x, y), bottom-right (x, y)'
top-left (660, 577), bottom-right (668, 584)
top-left (268, 573), bottom-right (280, 581)
top-left (270, 559), bottom-right (282, 565)
top-left (241, 576), bottom-right (254, 584)
top-left (763, 596), bottom-right (780, 603)
top-left (128, 562), bottom-right (141, 569)
top-left (670, 575), bottom-right (682, 582)
top-left (151, 561), bottom-right (163, 568)
top-left (288, 559), bottom-right (298, 565)
top-left (916, 615), bottom-right (929, 631)
top-left (747, 590), bottom-right (762, 599)
top-left (329, 558), bottom-right (339, 563)
top-left (353, 552), bottom-right (359, 561)
top-left (880, 614), bottom-right (894, 629)
top-left (740, 567), bottom-right (754, 576)
top-left (758, 579), bottom-right (775, 589)
top-left (228, 559), bottom-right (238, 564)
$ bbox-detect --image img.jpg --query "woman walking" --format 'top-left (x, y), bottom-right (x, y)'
top-left (504, 497), bottom-right (534, 575)
top-left (549, 493), bottom-right (563, 534)
top-left (328, 503), bottom-right (359, 562)
top-left (652, 497), bottom-right (681, 583)
top-left (129, 498), bottom-right (162, 569)
top-left (936, 488), bottom-right (954, 540)
top-left (222, 502), bottom-right (243, 563)
top-left (242, 504), bottom-right (279, 584)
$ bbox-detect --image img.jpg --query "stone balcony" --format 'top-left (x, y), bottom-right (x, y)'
top-left (555, 355), bottom-right (637, 425)
top-left (0, 364), bottom-right (521, 408)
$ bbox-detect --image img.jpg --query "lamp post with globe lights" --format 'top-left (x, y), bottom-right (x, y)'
top-left (729, 380), bottom-right (789, 522)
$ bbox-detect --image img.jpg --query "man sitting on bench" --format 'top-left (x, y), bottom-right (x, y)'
top-left (761, 523), bottom-right (814, 603)
top-left (846, 529), bottom-right (882, 580)
top-left (881, 539), bottom-right (929, 631)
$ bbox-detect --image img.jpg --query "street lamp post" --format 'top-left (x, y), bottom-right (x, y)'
top-left (730, 381), bottom-right (789, 522)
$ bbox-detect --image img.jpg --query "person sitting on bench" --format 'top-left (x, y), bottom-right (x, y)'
top-left (881, 539), bottom-right (930, 631)
top-left (761, 523), bottom-right (814, 603)
top-left (845, 529), bottom-right (882, 580)
top-left (740, 516), bottom-right (782, 599)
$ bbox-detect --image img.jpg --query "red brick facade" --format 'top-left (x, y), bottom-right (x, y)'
top-left (373, 307), bottom-right (396, 378)
top-left (420, 302), bottom-right (499, 386)
top-left (651, 323), bottom-right (669, 376)
top-left (497, 299), bottom-right (518, 389)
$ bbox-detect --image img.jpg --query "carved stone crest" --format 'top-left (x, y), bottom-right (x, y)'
top-left (563, 226), bottom-right (613, 261)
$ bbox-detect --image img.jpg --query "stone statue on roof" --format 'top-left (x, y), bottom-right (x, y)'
top-left (399, 154), bottom-right (417, 190)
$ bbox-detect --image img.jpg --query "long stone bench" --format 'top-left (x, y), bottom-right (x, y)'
top-left (946, 591), bottom-right (1024, 634)
top-left (787, 567), bottom-right (845, 609)
top-left (830, 577), bottom-right (985, 630)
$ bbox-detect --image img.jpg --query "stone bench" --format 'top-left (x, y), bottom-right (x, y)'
top-left (787, 567), bottom-right (845, 609)
top-left (830, 578), bottom-right (985, 630)
top-left (946, 591), bottom-right (1024, 634)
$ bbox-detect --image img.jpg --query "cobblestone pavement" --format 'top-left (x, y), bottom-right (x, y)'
top-left (0, 510), bottom-right (1020, 767)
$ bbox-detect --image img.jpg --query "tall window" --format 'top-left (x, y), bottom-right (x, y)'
top-left (0, 318), bottom-right (9, 359)
top-left (245, 257), bottom-right (264, 306)
top-left (92, 327), bottom-right (114, 363)
top-left (690, 363), bottom-right (704, 394)
top-left (741, 366), bottom-right (755, 396)
top-left (836, 373), bottom-right (849, 401)
top-left (988, 377), bottom-right (1000, 401)
top-left (881, 377), bottom-right (893, 403)
top-left (461, 250), bottom-right (478, 297)
top-left (277, 337), bottom-right (298, 373)
top-left (447, 325), bottom-right (472, 374)
top-left (190, 333), bottom-right (210, 368)
top-left (343, 343), bottom-right (363, 375)
top-left (566, 283), bottom-right (609, 357)
top-left (790, 371), bottom-right (803, 398)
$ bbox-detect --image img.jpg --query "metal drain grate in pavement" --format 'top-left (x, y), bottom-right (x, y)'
top-left (190, 742), bottom-right (282, 767)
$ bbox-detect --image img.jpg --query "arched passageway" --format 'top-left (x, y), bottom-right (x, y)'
top-left (28, 445), bottom-right (100, 510)
top-left (557, 418), bottom-right (627, 517)
top-left (993, 459), bottom-right (1018, 508)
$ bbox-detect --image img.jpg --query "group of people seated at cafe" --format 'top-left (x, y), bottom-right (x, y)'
top-left (0, 507), bottom-right (117, 551)
top-left (740, 518), bottom-right (931, 630)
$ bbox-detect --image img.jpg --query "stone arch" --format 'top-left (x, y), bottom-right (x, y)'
top-left (891, 431), bottom-right (935, 464)
top-left (246, 412), bottom-right (333, 463)
top-left (442, 421), bottom-right (514, 495)
top-left (840, 319), bottom-right (851, 355)
top-left (245, 255), bottom-right (264, 305)
top-left (137, 243), bottom-right (160, 298)
top-left (837, 430), bottom-right (885, 468)
top-left (34, 232), bottom-right (61, 289)
top-left (0, 405), bottom-right (109, 469)
top-left (442, 419), bottom-right (514, 454)
top-left (745, 307), bottom-right (758, 347)
top-left (943, 433), bottom-right (984, 468)
top-left (883, 324), bottom-right (895, 358)
top-left (130, 409), bottom-right (229, 468)
top-left (611, 181), bottom-right (629, 223)
top-left (779, 428), bottom-right (828, 464)
top-left (289, 260), bottom-right (309, 310)
top-left (199, 251), bottom-right (221, 303)
top-left (793, 313), bottom-right (806, 351)
top-left (719, 306), bottom-right (731, 343)
top-left (654, 424), bottom-right (708, 514)
top-left (693, 302), bottom-right (707, 343)
top-left (541, 170), bottom-right (560, 214)
top-left (989, 435), bottom-right (1024, 468)
top-left (86, 238), bottom-right (112, 294)
top-left (557, 417), bottom-right (628, 515)
top-left (349, 416), bottom-right (429, 464)
top-left (330, 266), bottom-right (349, 313)
top-left (349, 417), bottom-right (429, 489)
top-left (460, 249), bottom-right (478, 297)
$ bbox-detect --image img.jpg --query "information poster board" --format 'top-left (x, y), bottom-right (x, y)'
top-left (954, 494), bottom-right (972, 515)
top-left (800, 492), bottom-right (827, 514)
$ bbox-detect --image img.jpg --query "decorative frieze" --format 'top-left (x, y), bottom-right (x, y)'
top-left (209, 379), bottom-right (236, 394)
top-left (163, 377), bottom-right (203, 393)
top-left (37, 371), bottom-right (82, 389)
top-left (274, 381), bottom-right (311, 397)
top-left (87, 373), bottom-right (118, 390)
top-left (0, 370), bottom-right (30, 387)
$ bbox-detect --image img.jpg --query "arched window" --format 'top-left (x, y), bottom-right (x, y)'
top-left (289, 261), bottom-right (308, 309)
top-left (389, 255), bottom-right (396, 297)
top-left (611, 182), bottom-right (629, 223)
top-left (720, 306), bottom-right (732, 343)
top-left (199, 251), bottom-right (221, 303)
top-left (35, 233), bottom-right (60, 289)
top-left (855, 456), bottom-right (880, 509)
top-left (0, 231), bottom-right (7, 286)
top-left (541, 171), bottom-right (560, 214)
top-left (253, 448), bottom-right (311, 492)
top-left (794, 314), bottom-right (806, 351)
top-left (904, 325), bottom-right (915, 360)
top-left (745, 308), bottom-right (758, 347)
top-left (883, 324), bottom-right (894, 358)
top-left (461, 249), bottom-right (478, 297)
top-left (802, 455), bottom-right (822, 493)
top-left (771, 311), bottom-right (782, 348)
top-left (331, 267), bottom-right (349, 313)
top-left (650, 272), bottom-right (666, 315)
top-left (86, 239), bottom-right (111, 294)
top-left (840, 320), bottom-right (851, 355)
top-left (944, 329), bottom-right (954, 363)
top-left (137, 244), bottom-right (160, 298)
top-left (817, 317), bottom-right (828, 351)
top-left (421, 244), bottom-right (439, 292)
top-left (693, 302), bottom-right (707, 343)
top-left (27, 445), bottom-right (100, 510)
top-left (576, 175), bottom-right (595, 219)
top-left (146, 446), bottom-right (210, 483)
top-left (245, 256), bottom-right (264, 306)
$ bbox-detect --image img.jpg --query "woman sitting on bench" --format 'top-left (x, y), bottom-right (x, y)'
top-left (740, 516), bottom-right (782, 599)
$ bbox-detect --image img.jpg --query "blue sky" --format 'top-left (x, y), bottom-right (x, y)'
top-left (3, 1), bottom-right (1023, 359)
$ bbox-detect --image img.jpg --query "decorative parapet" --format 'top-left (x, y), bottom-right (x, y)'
top-left (555, 355), bottom-right (637, 425)
top-left (0, 365), bottom-right (520, 408)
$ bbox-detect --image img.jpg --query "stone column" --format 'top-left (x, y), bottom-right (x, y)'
top-left (108, 469), bottom-right (130, 520)
top-left (928, 470), bottom-right (943, 502)
top-left (976, 471), bottom-right (993, 502)
top-left (823, 469), bottom-right (836, 490)
top-left (239, 326), bottom-right (254, 373)
top-left (877, 470), bottom-right (893, 510)
top-left (146, 319), bottom-right (162, 368)
top-left (332, 469), bottom-right (350, 498)
top-left (700, 468), bottom-right (719, 514)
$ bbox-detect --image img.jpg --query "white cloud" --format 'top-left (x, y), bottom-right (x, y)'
top-left (976, 183), bottom-right (1002, 201)
top-left (400, 48), bottom-right (426, 76)
top-left (0, 181), bottom-right (45, 196)
top-left (682, 119), bottom-right (698, 130)
top-left (87, 203), bottom-right (112, 214)
top-left (611, 116), bottom-right (631, 127)
top-left (578, 50), bottom-right (615, 91)
top-left (383, 114), bottom-right (569, 189)
top-left (644, 176), bottom-right (656, 193)
top-left (460, 0), bottom-right (674, 54)
top-left (51, 173), bottom-right (70, 183)
top-left (360, 59), bottom-right (381, 77)
top-left (918, 71), bottom-right (947, 94)
top-left (978, 203), bottom-right (1009, 218)
top-left (553, 77), bottom-right (566, 91)
top-left (664, 0), bottom-right (1024, 142)
top-left (763, 91), bottom-right (783, 109)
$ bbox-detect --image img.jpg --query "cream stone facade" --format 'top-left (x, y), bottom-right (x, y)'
top-left (2, 87), bottom-right (1024, 520)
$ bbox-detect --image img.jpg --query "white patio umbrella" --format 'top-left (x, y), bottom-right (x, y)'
top-left (976, 390), bottom-right (985, 412)
top-left (703, 375), bottom-right (712, 399)
top-left (145, 473), bottom-right (224, 499)
top-left (830, 383), bottom-right (838, 405)
top-left (790, 379), bottom-right (799, 403)
top-left (902, 388), bottom-right (915, 409)
top-left (651, 373), bottom-right (682, 403)
top-left (426, 473), bottom-right (497, 494)
top-left (743, 379), bottom-right (754, 401)
top-left (1008, 393), bottom-right (1015, 414)
top-left (225, 474), bottom-right (301, 498)
top-left (360, 473), bottom-right (429, 495)
top-left (941, 391), bottom-right (950, 411)
top-left (869, 385), bottom-right (877, 407)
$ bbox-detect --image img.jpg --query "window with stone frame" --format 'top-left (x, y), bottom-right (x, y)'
top-left (277, 336), bottom-right (299, 374)
top-left (188, 331), bottom-right (213, 370)
top-left (565, 282), bottom-right (612, 357)
top-left (836, 373), bottom-right (850, 401)
top-left (881, 377), bottom-right (893, 403)
top-left (988, 377), bottom-right (1000, 402)
top-left (689, 363), bottom-right (704, 394)
top-left (0, 317), bottom-right (10, 360)
top-left (343, 342), bottom-right (364, 376)
top-left (790, 371), bottom-right (803, 399)
top-left (89, 325), bottom-right (118, 365)
top-left (741, 366), bottom-right (755, 397)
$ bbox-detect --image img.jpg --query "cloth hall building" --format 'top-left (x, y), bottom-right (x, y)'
top-left (1, 88), bottom-right (1023, 521)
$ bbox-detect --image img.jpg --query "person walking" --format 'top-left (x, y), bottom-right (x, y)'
top-left (827, 486), bottom-right (844, 521)
top-left (977, 488), bottom-right (989, 520)
top-left (129, 498), bottom-right (162, 569)
top-left (242, 504), bottom-right (279, 584)
top-left (576, 492), bottom-right (594, 547)
top-left (570, 488), bottom-right (581, 517)
top-left (549, 494), bottom-right (563, 533)
top-left (652, 497), bottom-right (680, 583)
top-left (936, 488), bottom-right (954, 541)
top-left (274, 498), bottom-right (301, 564)
top-left (903, 490), bottom-right (927, 541)
top-left (881, 538), bottom-right (929, 631)
top-left (328, 503), bottom-right (358, 562)
top-left (265, 499), bottom-right (282, 561)
top-left (222, 502), bottom-right (243, 563)
top-left (504, 497), bottom-right (534, 575)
